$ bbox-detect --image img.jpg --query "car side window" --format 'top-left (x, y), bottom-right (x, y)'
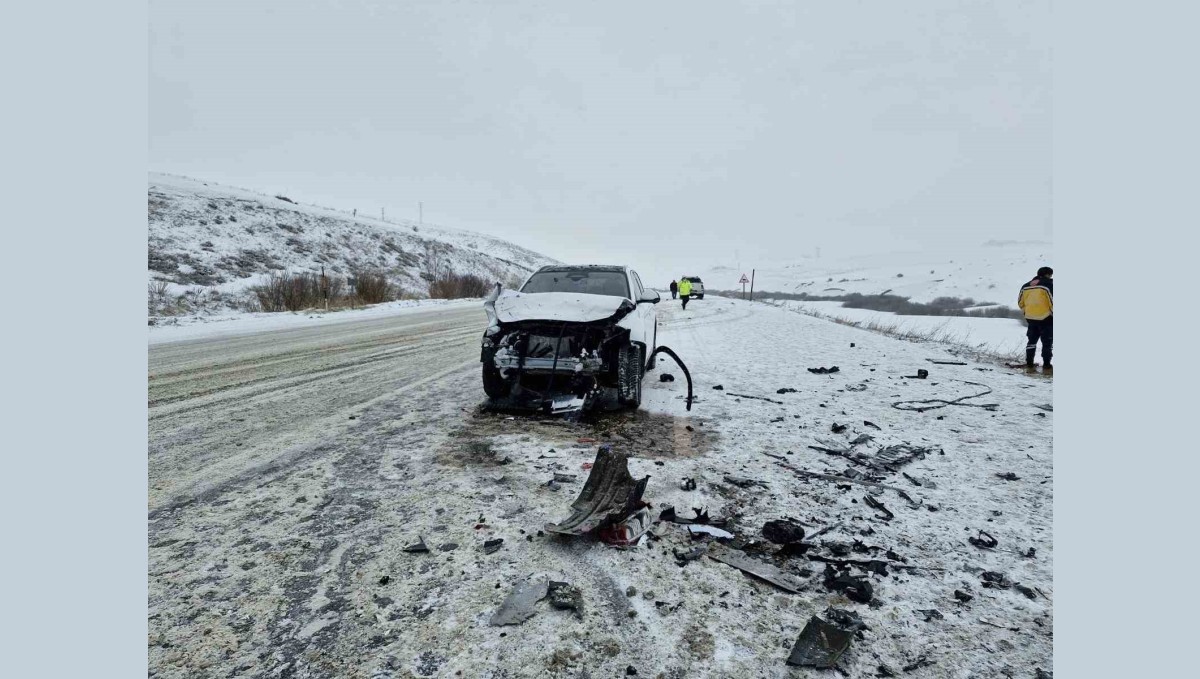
top-left (630, 271), bottom-right (644, 299)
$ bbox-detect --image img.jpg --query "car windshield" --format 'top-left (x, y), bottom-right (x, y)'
top-left (521, 270), bottom-right (630, 298)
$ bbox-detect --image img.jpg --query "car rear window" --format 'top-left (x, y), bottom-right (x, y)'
top-left (521, 270), bottom-right (630, 298)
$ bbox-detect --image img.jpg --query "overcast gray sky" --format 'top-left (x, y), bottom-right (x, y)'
top-left (150, 0), bottom-right (1050, 286)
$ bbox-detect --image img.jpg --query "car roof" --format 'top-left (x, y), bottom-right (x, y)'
top-left (534, 265), bottom-right (628, 274)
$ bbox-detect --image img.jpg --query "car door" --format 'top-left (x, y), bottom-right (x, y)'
top-left (630, 270), bottom-right (654, 352)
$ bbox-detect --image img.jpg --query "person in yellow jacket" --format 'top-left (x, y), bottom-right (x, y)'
top-left (678, 277), bottom-right (693, 309)
top-left (1018, 266), bottom-right (1054, 370)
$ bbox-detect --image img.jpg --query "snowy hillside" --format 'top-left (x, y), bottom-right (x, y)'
top-left (148, 173), bottom-right (557, 312)
top-left (698, 241), bottom-right (1054, 305)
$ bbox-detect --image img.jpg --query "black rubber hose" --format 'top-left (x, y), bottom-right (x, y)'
top-left (648, 345), bottom-right (693, 411)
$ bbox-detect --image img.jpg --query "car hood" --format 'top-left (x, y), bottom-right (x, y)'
top-left (492, 291), bottom-right (635, 324)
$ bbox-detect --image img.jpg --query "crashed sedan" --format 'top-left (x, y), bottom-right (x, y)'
top-left (480, 265), bottom-right (662, 412)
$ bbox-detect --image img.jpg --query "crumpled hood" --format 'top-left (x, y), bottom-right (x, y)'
top-left (492, 291), bottom-right (635, 324)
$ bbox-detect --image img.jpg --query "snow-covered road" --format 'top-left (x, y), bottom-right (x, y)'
top-left (148, 294), bottom-right (1052, 678)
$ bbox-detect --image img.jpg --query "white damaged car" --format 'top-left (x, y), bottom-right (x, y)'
top-left (481, 265), bottom-right (661, 411)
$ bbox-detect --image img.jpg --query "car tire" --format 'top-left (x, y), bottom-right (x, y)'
top-left (482, 362), bottom-right (510, 399)
top-left (696, 294), bottom-right (704, 299)
top-left (617, 344), bottom-right (643, 408)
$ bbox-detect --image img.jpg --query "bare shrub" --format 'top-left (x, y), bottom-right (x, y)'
top-left (352, 270), bottom-right (395, 304)
top-left (253, 271), bottom-right (323, 311)
top-left (429, 271), bottom-right (489, 299)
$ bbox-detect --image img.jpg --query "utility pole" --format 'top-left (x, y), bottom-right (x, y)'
top-left (419, 202), bottom-right (423, 225)
top-left (750, 269), bottom-right (755, 301)
top-left (381, 207), bottom-right (385, 221)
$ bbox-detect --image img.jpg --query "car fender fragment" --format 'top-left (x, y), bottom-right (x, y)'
top-left (545, 446), bottom-right (649, 536)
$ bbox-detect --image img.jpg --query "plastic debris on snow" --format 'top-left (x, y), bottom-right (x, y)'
top-left (807, 366), bottom-right (840, 374)
top-left (786, 607), bottom-right (867, 668)
top-left (489, 576), bottom-right (550, 626)
top-left (545, 445), bottom-right (649, 542)
top-left (762, 519), bottom-right (806, 545)
top-left (686, 524), bottom-right (735, 539)
top-left (706, 544), bottom-right (806, 594)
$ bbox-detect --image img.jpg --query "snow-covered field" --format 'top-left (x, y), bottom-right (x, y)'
top-left (697, 241), bottom-right (1053, 305)
top-left (148, 173), bottom-right (557, 315)
top-left (771, 300), bottom-right (1032, 360)
top-left (149, 294), bottom-right (1052, 678)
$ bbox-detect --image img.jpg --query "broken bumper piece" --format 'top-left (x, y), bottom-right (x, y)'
top-left (494, 353), bottom-right (604, 375)
top-left (545, 446), bottom-right (649, 538)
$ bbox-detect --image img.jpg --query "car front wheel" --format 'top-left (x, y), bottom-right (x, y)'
top-left (617, 344), bottom-right (643, 408)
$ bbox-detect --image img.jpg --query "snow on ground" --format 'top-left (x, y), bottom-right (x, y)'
top-left (147, 173), bottom-right (557, 314)
top-left (696, 241), bottom-right (1053, 304)
top-left (147, 298), bottom-right (479, 346)
top-left (772, 300), bottom-right (1032, 359)
top-left (148, 294), bottom-right (1052, 678)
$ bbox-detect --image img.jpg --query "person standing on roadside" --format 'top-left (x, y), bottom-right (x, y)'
top-left (1018, 266), bottom-right (1054, 371)
top-left (669, 279), bottom-right (678, 299)
top-left (678, 276), bottom-right (692, 309)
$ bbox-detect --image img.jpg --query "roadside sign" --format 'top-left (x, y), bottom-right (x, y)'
top-left (738, 274), bottom-right (750, 284)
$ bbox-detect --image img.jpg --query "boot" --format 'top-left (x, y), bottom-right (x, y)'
top-left (1025, 347), bottom-right (1036, 368)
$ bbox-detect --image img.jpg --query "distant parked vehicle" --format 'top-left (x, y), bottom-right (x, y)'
top-left (683, 276), bottom-right (705, 299)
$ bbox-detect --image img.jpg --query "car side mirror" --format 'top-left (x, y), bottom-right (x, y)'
top-left (638, 290), bottom-right (661, 305)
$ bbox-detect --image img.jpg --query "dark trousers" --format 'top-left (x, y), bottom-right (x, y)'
top-left (681, 294), bottom-right (690, 309)
top-left (1026, 317), bottom-right (1053, 366)
top-left (671, 290), bottom-right (677, 299)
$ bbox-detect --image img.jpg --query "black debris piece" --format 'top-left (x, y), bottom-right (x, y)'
top-left (712, 384), bottom-right (724, 390)
top-left (996, 472), bottom-right (1020, 481)
top-left (825, 541), bottom-right (852, 557)
top-left (552, 473), bottom-right (577, 482)
top-left (916, 609), bottom-right (944, 622)
top-left (726, 392), bottom-right (785, 404)
top-left (895, 489), bottom-right (921, 509)
top-left (778, 542), bottom-right (812, 556)
top-left (954, 590), bottom-right (974, 603)
top-left (902, 656), bottom-right (934, 672)
top-left (885, 549), bottom-right (907, 563)
top-left (892, 379), bottom-right (999, 412)
top-left (928, 360), bottom-right (968, 365)
top-left (545, 446), bottom-right (650, 537)
top-left (483, 538), bottom-right (504, 554)
top-left (831, 422), bottom-right (848, 433)
top-left (403, 536), bottom-right (430, 553)
top-left (968, 530), bottom-right (998, 550)
top-left (864, 495), bottom-right (894, 521)
top-left (980, 571), bottom-right (1013, 589)
top-left (786, 607), bottom-right (866, 668)
top-left (1034, 403), bottom-right (1053, 412)
top-left (673, 543), bottom-right (708, 566)
top-left (1024, 547), bottom-right (1037, 559)
top-left (823, 564), bottom-right (873, 603)
top-left (659, 506), bottom-right (727, 527)
top-left (849, 433), bottom-right (873, 445)
top-left (1013, 583), bottom-right (1039, 600)
top-left (723, 475), bottom-right (766, 489)
top-left (439, 543), bottom-right (459, 552)
top-left (877, 664), bottom-right (898, 677)
top-left (489, 576), bottom-right (550, 626)
top-left (769, 416), bottom-right (785, 423)
top-left (626, 666), bottom-right (638, 676)
top-left (547, 581), bottom-right (584, 618)
top-left (378, 575), bottom-right (391, 586)
top-left (808, 554), bottom-right (890, 577)
top-left (863, 420), bottom-right (881, 430)
top-left (681, 477), bottom-right (697, 491)
top-left (1035, 668), bottom-right (1053, 679)
top-left (762, 519), bottom-right (806, 545)
top-left (872, 444), bottom-right (936, 472)
top-left (808, 366), bottom-right (841, 374)
top-left (708, 546), bottom-right (806, 593)
top-left (659, 373), bottom-right (675, 382)
top-left (777, 387), bottom-right (798, 394)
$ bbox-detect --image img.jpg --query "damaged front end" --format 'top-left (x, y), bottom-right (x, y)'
top-left (481, 285), bottom-right (638, 413)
